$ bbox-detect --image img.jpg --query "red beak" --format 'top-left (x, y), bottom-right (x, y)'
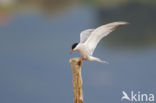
top-left (70, 49), bottom-right (74, 54)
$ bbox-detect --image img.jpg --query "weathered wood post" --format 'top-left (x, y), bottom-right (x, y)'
top-left (70, 58), bottom-right (83, 103)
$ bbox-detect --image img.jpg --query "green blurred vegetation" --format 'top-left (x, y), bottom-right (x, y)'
top-left (0, 0), bottom-right (156, 13)
top-left (85, 0), bottom-right (156, 7)
top-left (0, 0), bottom-right (78, 13)
top-left (0, 0), bottom-right (156, 48)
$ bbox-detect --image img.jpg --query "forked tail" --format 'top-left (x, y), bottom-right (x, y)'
top-left (88, 56), bottom-right (109, 64)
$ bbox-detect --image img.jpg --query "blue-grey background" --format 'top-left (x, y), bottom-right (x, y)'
top-left (0, 0), bottom-right (156, 103)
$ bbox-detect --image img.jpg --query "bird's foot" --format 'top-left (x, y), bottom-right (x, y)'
top-left (81, 58), bottom-right (87, 61)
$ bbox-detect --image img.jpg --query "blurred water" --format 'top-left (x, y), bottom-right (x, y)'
top-left (0, 1), bottom-right (156, 103)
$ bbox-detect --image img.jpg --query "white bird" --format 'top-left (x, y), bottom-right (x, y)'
top-left (70, 21), bottom-right (129, 63)
top-left (121, 91), bottom-right (131, 101)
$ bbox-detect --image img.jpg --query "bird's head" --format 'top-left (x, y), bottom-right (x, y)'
top-left (70, 43), bottom-right (78, 54)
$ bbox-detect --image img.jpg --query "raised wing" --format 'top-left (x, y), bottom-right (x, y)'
top-left (84, 21), bottom-right (129, 55)
top-left (80, 29), bottom-right (94, 43)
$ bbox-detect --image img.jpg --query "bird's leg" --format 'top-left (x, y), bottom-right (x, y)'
top-left (81, 58), bottom-right (87, 61)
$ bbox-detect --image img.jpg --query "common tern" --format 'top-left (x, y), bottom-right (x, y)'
top-left (70, 21), bottom-right (128, 63)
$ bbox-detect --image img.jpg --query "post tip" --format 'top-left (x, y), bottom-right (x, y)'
top-left (69, 58), bottom-right (82, 67)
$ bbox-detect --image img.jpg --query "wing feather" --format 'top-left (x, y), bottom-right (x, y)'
top-left (84, 21), bottom-right (129, 55)
top-left (80, 29), bottom-right (94, 43)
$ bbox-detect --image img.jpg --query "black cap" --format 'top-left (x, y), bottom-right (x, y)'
top-left (71, 43), bottom-right (78, 50)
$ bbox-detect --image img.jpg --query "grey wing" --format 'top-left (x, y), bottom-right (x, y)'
top-left (84, 21), bottom-right (129, 55)
top-left (80, 29), bottom-right (94, 43)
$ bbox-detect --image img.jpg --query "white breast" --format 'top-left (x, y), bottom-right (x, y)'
top-left (76, 44), bottom-right (89, 58)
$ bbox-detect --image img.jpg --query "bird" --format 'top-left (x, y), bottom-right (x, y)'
top-left (70, 21), bottom-right (129, 63)
top-left (121, 91), bottom-right (131, 101)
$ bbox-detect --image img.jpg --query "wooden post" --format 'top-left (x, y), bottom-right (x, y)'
top-left (70, 58), bottom-right (83, 103)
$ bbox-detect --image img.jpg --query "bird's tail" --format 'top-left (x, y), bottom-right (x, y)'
top-left (88, 56), bottom-right (109, 64)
